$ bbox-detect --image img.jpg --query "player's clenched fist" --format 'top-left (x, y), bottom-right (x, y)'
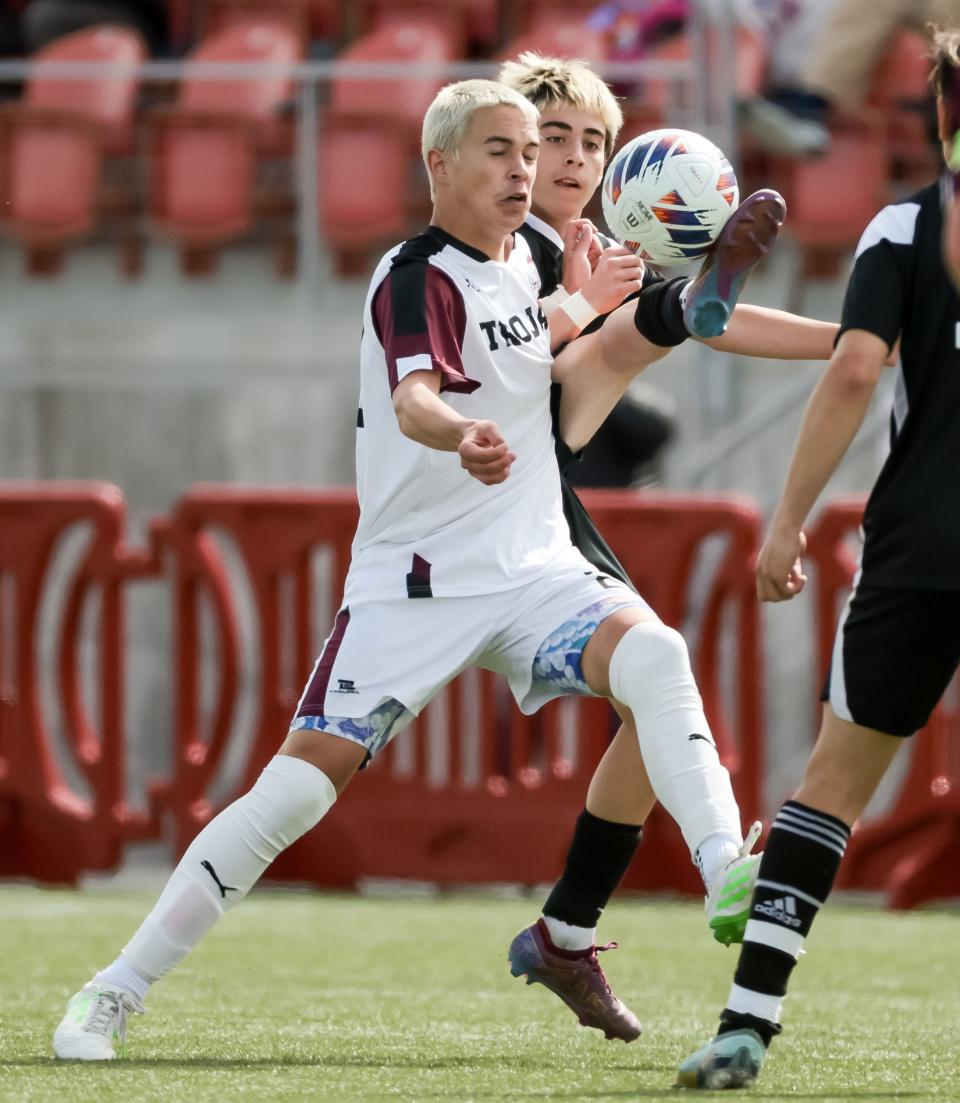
top-left (756, 526), bottom-right (808, 602)
top-left (458, 420), bottom-right (516, 485)
top-left (580, 246), bottom-right (645, 315)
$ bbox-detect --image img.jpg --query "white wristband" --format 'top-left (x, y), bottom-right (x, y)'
top-left (540, 285), bottom-right (571, 319)
top-left (560, 289), bottom-right (600, 329)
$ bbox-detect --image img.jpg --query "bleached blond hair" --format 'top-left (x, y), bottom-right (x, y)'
top-left (421, 79), bottom-right (539, 197)
top-left (498, 51), bottom-right (623, 158)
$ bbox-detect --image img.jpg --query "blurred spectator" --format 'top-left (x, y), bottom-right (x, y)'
top-left (588, 0), bottom-right (831, 156)
top-left (23, 0), bottom-right (168, 54)
top-left (752, 1), bottom-right (960, 151)
top-left (567, 383), bottom-right (677, 489)
top-left (736, 0), bottom-right (833, 156)
top-left (804, 0), bottom-right (960, 112)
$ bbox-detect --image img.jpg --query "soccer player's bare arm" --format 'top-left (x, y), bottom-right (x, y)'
top-left (703, 304), bottom-right (839, 361)
top-left (757, 328), bottom-right (888, 603)
top-left (392, 370), bottom-right (515, 485)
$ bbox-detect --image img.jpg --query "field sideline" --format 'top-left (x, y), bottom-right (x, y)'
top-left (3, 885), bottom-right (958, 1102)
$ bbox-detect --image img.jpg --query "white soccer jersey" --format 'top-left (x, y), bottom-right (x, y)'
top-left (345, 226), bottom-right (587, 603)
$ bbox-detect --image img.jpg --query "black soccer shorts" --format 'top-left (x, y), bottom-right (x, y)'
top-left (822, 583), bottom-right (960, 737)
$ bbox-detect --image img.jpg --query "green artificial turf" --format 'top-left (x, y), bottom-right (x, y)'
top-left (2, 885), bottom-right (958, 1101)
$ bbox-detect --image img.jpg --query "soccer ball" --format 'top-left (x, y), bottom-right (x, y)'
top-left (601, 128), bottom-right (738, 267)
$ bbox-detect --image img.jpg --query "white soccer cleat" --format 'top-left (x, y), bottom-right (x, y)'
top-left (705, 820), bottom-right (763, 946)
top-left (53, 982), bottom-right (144, 1060)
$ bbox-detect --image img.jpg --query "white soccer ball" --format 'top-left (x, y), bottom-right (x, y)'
top-left (601, 128), bottom-right (739, 267)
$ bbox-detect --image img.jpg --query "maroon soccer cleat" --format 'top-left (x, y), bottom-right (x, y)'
top-left (507, 919), bottom-right (642, 1042)
top-left (683, 189), bottom-right (787, 339)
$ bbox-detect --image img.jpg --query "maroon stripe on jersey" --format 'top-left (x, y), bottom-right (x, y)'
top-left (406, 553), bottom-right (433, 598)
top-left (297, 607), bottom-right (350, 717)
top-left (372, 262), bottom-right (478, 395)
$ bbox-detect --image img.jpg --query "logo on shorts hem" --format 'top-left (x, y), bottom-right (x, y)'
top-left (332, 678), bottom-right (359, 695)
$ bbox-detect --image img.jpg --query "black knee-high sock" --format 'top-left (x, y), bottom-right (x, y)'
top-left (542, 809), bottom-right (643, 928)
top-left (720, 800), bottom-right (851, 1045)
top-left (633, 276), bottom-right (690, 346)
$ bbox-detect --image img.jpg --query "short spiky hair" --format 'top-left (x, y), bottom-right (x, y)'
top-left (498, 51), bottom-right (623, 158)
top-left (931, 25), bottom-right (960, 95)
top-left (421, 78), bottom-right (538, 190)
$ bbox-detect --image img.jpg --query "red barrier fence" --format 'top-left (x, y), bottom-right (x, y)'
top-left (0, 482), bottom-right (161, 882)
top-left (6, 482), bottom-right (956, 906)
top-left (806, 498), bottom-right (960, 907)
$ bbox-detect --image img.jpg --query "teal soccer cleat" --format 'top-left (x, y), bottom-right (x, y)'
top-left (676, 1028), bottom-right (766, 1090)
top-left (683, 190), bottom-right (786, 339)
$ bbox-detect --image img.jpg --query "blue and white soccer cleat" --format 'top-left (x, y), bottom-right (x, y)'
top-left (683, 190), bottom-right (786, 339)
top-left (676, 1028), bottom-right (766, 1090)
top-left (53, 982), bottom-right (143, 1060)
top-left (705, 820), bottom-right (763, 946)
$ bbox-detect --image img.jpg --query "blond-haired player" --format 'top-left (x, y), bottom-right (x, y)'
top-left (51, 77), bottom-right (750, 1062)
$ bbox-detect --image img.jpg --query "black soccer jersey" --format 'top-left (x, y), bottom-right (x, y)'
top-left (841, 178), bottom-right (960, 588)
top-left (519, 214), bottom-right (638, 590)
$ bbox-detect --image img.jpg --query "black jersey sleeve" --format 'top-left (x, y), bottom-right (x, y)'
top-left (838, 215), bottom-right (912, 352)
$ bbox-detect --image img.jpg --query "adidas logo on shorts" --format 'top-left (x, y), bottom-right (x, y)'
top-left (753, 895), bottom-right (802, 928)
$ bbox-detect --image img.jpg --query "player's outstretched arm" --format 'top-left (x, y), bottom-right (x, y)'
top-left (392, 369), bottom-right (515, 485)
top-left (757, 328), bottom-right (887, 602)
top-left (702, 304), bottom-right (839, 360)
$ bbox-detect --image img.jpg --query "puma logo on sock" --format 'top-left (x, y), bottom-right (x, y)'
top-left (201, 860), bottom-right (238, 898)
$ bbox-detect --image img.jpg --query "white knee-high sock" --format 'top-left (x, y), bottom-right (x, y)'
top-left (94, 755), bottom-right (336, 999)
top-left (608, 621), bottom-right (742, 878)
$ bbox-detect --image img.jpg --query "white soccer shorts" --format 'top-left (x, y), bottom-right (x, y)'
top-left (289, 560), bottom-right (651, 759)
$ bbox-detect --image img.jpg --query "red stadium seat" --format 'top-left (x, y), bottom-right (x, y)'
top-left (147, 21), bottom-right (301, 274)
top-left (27, 25), bottom-right (144, 156)
top-left (322, 19), bottom-right (455, 272)
top-left (202, 0), bottom-right (342, 46)
top-left (774, 113), bottom-right (889, 280)
top-left (329, 20), bottom-right (455, 141)
top-left (869, 29), bottom-right (939, 186)
top-left (181, 21), bottom-right (299, 125)
top-left (509, 0), bottom-right (596, 36)
top-left (319, 112), bottom-right (409, 274)
top-left (498, 19), bottom-right (607, 65)
top-left (0, 26), bottom-right (145, 275)
top-left (201, 0), bottom-right (311, 53)
top-left (357, 0), bottom-right (501, 55)
top-left (0, 109), bottom-right (100, 274)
